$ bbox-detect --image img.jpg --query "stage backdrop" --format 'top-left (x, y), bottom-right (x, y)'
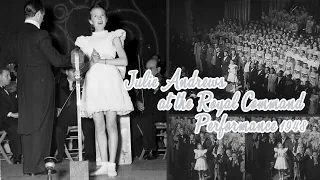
top-left (0, 0), bottom-right (166, 70)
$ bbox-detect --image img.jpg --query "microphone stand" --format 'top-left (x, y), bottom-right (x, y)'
top-left (137, 55), bottom-right (145, 112)
top-left (74, 53), bottom-right (83, 161)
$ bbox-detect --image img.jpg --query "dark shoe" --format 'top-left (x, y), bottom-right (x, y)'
top-left (56, 156), bottom-right (63, 164)
top-left (146, 150), bottom-right (158, 160)
top-left (12, 155), bottom-right (22, 164)
top-left (143, 150), bottom-right (150, 160)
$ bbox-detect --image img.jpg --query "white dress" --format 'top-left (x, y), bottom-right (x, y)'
top-left (274, 148), bottom-right (288, 170)
top-left (194, 149), bottom-right (208, 171)
top-left (227, 64), bottom-right (238, 83)
top-left (75, 29), bottom-right (134, 118)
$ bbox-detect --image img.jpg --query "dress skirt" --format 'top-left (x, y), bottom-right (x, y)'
top-left (194, 157), bottom-right (208, 171)
top-left (274, 156), bottom-right (288, 170)
top-left (81, 63), bottom-right (134, 118)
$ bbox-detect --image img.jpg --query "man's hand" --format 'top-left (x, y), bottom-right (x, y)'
top-left (10, 113), bottom-right (18, 118)
top-left (136, 101), bottom-right (145, 111)
top-left (57, 108), bottom-right (62, 117)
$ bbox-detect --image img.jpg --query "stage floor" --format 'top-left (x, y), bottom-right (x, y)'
top-left (1, 158), bottom-right (166, 180)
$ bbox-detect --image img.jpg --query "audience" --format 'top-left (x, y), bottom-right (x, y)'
top-left (168, 116), bottom-right (246, 180)
top-left (171, 5), bottom-right (320, 114)
top-left (247, 116), bottom-right (320, 180)
top-left (0, 66), bottom-right (22, 164)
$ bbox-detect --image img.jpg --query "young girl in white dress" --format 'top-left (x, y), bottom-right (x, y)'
top-left (227, 59), bottom-right (238, 84)
top-left (74, 4), bottom-right (134, 176)
top-left (194, 143), bottom-right (208, 180)
top-left (274, 143), bottom-right (288, 180)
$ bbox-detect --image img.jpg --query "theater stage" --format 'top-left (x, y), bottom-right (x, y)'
top-left (1, 158), bottom-right (166, 180)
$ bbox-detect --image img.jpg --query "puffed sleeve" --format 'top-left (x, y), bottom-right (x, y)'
top-left (75, 36), bottom-right (86, 48)
top-left (111, 29), bottom-right (126, 47)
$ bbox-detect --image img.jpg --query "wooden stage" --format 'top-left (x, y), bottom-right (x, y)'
top-left (1, 158), bottom-right (166, 180)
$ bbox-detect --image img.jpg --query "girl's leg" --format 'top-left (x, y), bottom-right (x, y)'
top-left (105, 111), bottom-right (118, 177)
top-left (90, 112), bottom-right (108, 175)
top-left (105, 111), bottom-right (118, 163)
top-left (93, 112), bottom-right (108, 162)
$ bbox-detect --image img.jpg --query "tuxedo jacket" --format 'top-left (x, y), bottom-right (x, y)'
top-left (275, 76), bottom-right (286, 96)
top-left (215, 51), bottom-right (223, 67)
top-left (284, 138), bottom-right (297, 159)
top-left (305, 158), bottom-right (320, 179)
top-left (0, 87), bottom-right (18, 129)
top-left (4, 23), bottom-right (70, 134)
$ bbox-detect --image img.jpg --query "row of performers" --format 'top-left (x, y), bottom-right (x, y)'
top-left (213, 50), bottom-right (320, 86)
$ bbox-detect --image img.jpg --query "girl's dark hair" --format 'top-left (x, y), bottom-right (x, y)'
top-left (88, 3), bottom-right (107, 31)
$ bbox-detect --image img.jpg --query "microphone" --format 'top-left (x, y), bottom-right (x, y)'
top-left (71, 47), bottom-right (85, 71)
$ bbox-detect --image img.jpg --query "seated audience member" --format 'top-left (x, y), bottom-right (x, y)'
top-left (132, 59), bottom-right (166, 160)
top-left (0, 67), bottom-right (22, 163)
top-left (53, 66), bottom-right (95, 163)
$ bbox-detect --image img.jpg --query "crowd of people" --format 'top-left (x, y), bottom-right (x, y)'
top-left (168, 116), bottom-right (246, 180)
top-left (246, 116), bottom-right (320, 180)
top-left (171, 5), bottom-right (320, 114)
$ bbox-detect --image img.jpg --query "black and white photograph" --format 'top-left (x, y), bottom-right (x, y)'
top-left (168, 115), bottom-right (246, 180)
top-left (0, 0), bottom-right (166, 179)
top-left (169, 0), bottom-right (320, 114)
top-left (246, 116), bottom-right (320, 180)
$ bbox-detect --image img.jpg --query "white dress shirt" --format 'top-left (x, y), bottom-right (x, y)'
top-left (24, 19), bottom-right (40, 29)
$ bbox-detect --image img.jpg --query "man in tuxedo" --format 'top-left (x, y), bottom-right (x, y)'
top-left (305, 151), bottom-right (320, 180)
top-left (284, 74), bottom-right (295, 99)
top-left (284, 133), bottom-right (296, 180)
top-left (222, 51), bottom-right (231, 77)
top-left (0, 67), bottom-right (22, 163)
top-left (132, 59), bottom-right (166, 160)
top-left (252, 64), bottom-right (265, 98)
top-left (225, 152), bottom-right (242, 180)
top-left (294, 79), bottom-right (304, 98)
top-left (223, 149), bottom-right (233, 180)
top-left (53, 67), bottom-right (95, 163)
top-left (275, 70), bottom-right (286, 98)
top-left (301, 148), bottom-right (312, 180)
top-left (3, 1), bottom-right (70, 175)
top-left (215, 47), bottom-right (223, 77)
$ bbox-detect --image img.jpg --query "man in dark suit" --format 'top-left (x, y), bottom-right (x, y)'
top-left (132, 59), bottom-right (166, 160)
top-left (294, 79), bottom-right (304, 99)
top-left (284, 133), bottom-right (296, 180)
top-left (223, 149), bottom-right (233, 180)
top-left (53, 67), bottom-right (95, 163)
top-left (225, 152), bottom-right (242, 180)
top-left (0, 67), bottom-right (22, 163)
top-left (222, 51), bottom-right (231, 78)
top-left (300, 148), bottom-right (312, 180)
top-left (215, 47), bottom-right (223, 77)
top-left (3, 1), bottom-right (70, 175)
top-left (305, 151), bottom-right (320, 180)
top-left (252, 64), bottom-right (265, 98)
top-left (275, 70), bottom-right (286, 98)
